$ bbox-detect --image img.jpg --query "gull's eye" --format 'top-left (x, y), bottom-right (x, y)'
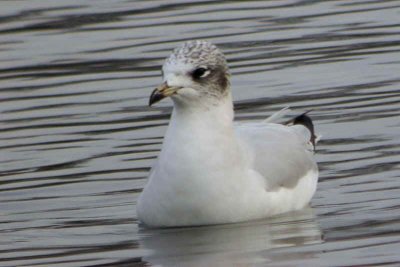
top-left (192, 67), bottom-right (209, 79)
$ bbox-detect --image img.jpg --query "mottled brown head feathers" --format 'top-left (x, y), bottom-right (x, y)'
top-left (164, 40), bottom-right (230, 93)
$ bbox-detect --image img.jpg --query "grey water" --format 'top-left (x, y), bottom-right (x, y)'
top-left (1, 0), bottom-right (400, 266)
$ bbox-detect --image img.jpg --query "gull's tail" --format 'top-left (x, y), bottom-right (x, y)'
top-left (264, 108), bottom-right (321, 150)
top-left (287, 111), bottom-right (323, 152)
top-left (290, 112), bottom-right (316, 148)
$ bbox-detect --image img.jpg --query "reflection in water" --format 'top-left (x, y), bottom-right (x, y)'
top-left (1, 0), bottom-right (400, 266)
top-left (139, 208), bottom-right (322, 267)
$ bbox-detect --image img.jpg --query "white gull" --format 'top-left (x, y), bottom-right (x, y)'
top-left (137, 40), bottom-right (319, 227)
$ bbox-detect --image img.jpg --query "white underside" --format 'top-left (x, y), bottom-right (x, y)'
top-left (137, 168), bottom-right (318, 227)
top-left (137, 100), bottom-right (319, 228)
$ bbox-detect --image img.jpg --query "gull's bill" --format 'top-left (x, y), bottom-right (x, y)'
top-left (149, 82), bottom-right (181, 106)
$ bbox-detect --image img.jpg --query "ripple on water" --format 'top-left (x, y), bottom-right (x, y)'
top-left (1, 0), bottom-right (400, 266)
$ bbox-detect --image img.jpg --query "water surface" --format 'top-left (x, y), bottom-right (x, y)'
top-left (1, 1), bottom-right (400, 266)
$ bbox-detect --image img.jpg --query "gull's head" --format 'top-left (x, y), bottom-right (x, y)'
top-left (149, 40), bottom-right (230, 107)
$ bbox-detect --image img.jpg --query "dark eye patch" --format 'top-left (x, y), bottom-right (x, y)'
top-left (192, 67), bottom-right (208, 79)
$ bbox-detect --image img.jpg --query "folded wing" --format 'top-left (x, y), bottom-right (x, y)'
top-left (235, 112), bottom-right (318, 190)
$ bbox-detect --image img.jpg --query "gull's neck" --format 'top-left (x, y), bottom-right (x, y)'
top-left (156, 90), bottom-right (245, 185)
top-left (171, 92), bottom-right (234, 131)
top-left (158, 91), bottom-right (239, 166)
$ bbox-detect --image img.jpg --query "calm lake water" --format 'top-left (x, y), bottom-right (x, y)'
top-left (1, 1), bottom-right (400, 266)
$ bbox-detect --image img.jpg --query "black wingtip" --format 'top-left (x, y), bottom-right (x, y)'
top-left (291, 112), bottom-right (316, 148)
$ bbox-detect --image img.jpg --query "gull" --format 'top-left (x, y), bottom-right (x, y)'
top-left (137, 40), bottom-right (319, 228)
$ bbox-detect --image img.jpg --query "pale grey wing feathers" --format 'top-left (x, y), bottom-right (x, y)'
top-left (235, 122), bottom-right (317, 190)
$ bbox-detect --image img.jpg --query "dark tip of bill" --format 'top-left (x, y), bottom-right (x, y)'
top-left (149, 89), bottom-right (165, 106)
